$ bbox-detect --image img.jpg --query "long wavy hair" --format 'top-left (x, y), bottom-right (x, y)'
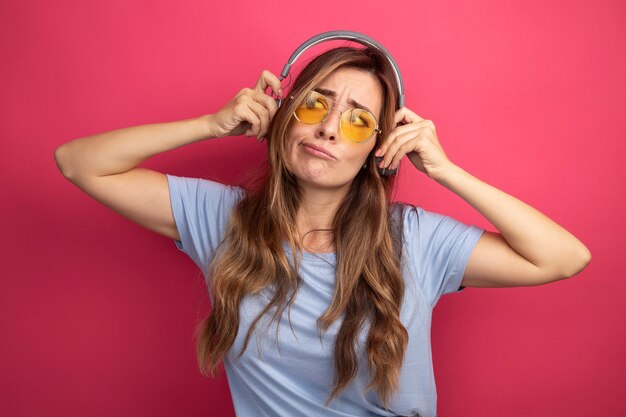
top-left (195, 46), bottom-right (408, 408)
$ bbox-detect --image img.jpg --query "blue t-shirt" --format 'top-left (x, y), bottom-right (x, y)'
top-left (166, 174), bottom-right (485, 417)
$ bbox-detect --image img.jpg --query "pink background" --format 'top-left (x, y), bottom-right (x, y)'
top-left (1, 0), bottom-right (624, 416)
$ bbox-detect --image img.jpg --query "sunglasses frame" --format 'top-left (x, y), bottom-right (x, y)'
top-left (290, 91), bottom-right (381, 144)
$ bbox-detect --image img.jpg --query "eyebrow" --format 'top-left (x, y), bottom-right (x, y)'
top-left (312, 87), bottom-right (375, 115)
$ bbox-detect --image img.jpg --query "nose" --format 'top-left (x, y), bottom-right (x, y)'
top-left (315, 108), bottom-right (341, 141)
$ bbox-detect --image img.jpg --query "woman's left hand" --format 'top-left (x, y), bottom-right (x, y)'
top-left (375, 107), bottom-right (456, 181)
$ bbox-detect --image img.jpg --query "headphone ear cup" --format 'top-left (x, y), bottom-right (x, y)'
top-left (375, 156), bottom-right (398, 176)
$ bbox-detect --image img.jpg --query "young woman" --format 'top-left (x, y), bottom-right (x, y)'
top-left (54, 46), bottom-right (591, 417)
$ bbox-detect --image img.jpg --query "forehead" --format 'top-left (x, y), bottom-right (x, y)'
top-left (315, 67), bottom-right (383, 116)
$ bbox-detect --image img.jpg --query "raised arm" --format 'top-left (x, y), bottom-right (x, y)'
top-left (54, 70), bottom-right (282, 242)
top-left (54, 116), bottom-right (215, 241)
top-left (375, 106), bottom-right (591, 288)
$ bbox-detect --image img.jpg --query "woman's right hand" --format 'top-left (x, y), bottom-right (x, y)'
top-left (208, 69), bottom-right (283, 140)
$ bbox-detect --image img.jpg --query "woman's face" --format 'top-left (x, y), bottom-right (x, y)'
top-left (285, 67), bottom-right (383, 190)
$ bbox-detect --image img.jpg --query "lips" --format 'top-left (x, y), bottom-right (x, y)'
top-left (302, 142), bottom-right (337, 159)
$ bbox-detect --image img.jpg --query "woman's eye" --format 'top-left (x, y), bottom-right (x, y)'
top-left (350, 112), bottom-right (370, 127)
top-left (305, 96), bottom-right (326, 109)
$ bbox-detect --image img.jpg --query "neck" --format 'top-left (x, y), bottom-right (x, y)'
top-left (295, 182), bottom-right (351, 253)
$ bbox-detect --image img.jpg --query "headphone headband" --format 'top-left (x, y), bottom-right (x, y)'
top-left (278, 30), bottom-right (405, 109)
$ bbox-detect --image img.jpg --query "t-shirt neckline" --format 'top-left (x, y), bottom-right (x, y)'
top-left (281, 241), bottom-right (336, 263)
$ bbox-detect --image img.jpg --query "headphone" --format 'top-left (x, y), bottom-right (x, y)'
top-left (275, 30), bottom-right (404, 176)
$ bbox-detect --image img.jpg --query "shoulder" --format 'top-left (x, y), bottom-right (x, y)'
top-left (390, 202), bottom-right (477, 250)
top-left (166, 174), bottom-right (247, 204)
top-left (389, 201), bottom-right (426, 229)
top-left (390, 201), bottom-right (452, 228)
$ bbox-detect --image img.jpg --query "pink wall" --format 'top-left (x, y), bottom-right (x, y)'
top-left (1, 0), bottom-right (623, 416)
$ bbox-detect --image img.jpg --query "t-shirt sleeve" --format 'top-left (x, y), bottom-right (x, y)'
top-left (402, 205), bottom-right (486, 308)
top-left (166, 174), bottom-right (245, 290)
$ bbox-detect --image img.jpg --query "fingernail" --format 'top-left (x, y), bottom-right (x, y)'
top-left (278, 88), bottom-right (283, 98)
top-left (375, 149), bottom-right (382, 157)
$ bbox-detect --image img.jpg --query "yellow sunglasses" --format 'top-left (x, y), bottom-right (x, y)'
top-left (291, 90), bottom-right (381, 143)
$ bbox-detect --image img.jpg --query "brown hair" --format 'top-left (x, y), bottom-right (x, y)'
top-left (195, 46), bottom-right (408, 408)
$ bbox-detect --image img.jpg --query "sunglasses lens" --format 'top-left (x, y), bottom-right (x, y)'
top-left (294, 91), bottom-right (328, 123)
top-left (341, 109), bottom-right (377, 142)
top-left (294, 91), bottom-right (377, 142)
